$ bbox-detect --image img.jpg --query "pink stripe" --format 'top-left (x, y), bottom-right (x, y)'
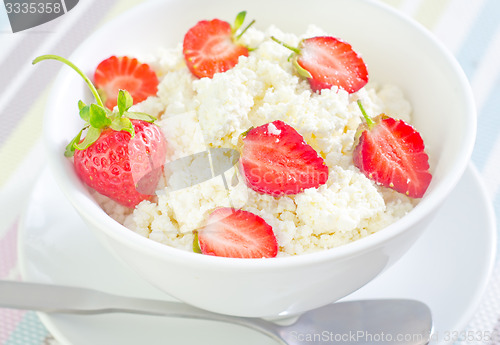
top-left (0, 221), bottom-right (18, 278)
top-left (0, 221), bottom-right (25, 343)
top-left (0, 309), bottom-right (27, 344)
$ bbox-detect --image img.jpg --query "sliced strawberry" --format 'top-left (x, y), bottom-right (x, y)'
top-left (353, 101), bottom-right (432, 198)
top-left (197, 208), bottom-right (278, 258)
top-left (94, 56), bottom-right (159, 110)
top-left (271, 36), bottom-right (368, 93)
top-left (240, 120), bottom-right (329, 196)
top-left (183, 12), bottom-right (253, 79)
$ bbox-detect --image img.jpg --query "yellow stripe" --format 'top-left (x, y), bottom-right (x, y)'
top-left (414, 0), bottom-right (452, 30)
top-left (0, 89), bottom-right (49, 187)
top-left (379, 0), bottom-right (404, 9)
top-left (0, 0), bottom-right (147, 188)
top-left (97, 0), bottom-right (147, 27)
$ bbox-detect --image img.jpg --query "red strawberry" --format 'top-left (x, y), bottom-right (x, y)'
top-left (33, 54), bottom-right (168, 208)
top-left (353, 101), bottom-right (432, 198)
top-left (197, 208), bottom-right (278, 258)
top-left (94, 56), bottom-right (159, 110)
top-left (74, 120), bottom-right (167, 208)
top-left (183, 11), bottom-right (254, 79)
top-left (271, 36), bottom-right (368, 93)
top-left (239, 120), bottom-right (329, 196)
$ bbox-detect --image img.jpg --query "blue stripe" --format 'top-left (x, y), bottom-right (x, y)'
top-left (456, 0), bottom-right (500, 171)
top-left (0, 3), bottom-right (9, 30)
top-left (471, 73), bottom-right (500, 170)
top-left (4, 312), bottom-right (49, 345)
top-left (492, 192), bottom-right (500, 255)
top-left (456, 0), bottom-right (500, 79)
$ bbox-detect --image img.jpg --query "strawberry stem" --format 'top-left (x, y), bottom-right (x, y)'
top-left (33, 54), bottom-right (105, 108)
top-left (232, 11), bottom-right (247, 34)
top-left (232, 11), bottom-right (255, 40)
top-left (270, 36), bottom-right (301, 55)
top-left (236, 19), bottom-right (255, 40)
top-left (357, 100), bottom-right (375, 129)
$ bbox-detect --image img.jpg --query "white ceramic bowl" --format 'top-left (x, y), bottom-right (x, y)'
top-left (43, 0), bottom-right (476, 317)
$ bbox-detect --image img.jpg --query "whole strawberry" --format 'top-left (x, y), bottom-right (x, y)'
top-left (183, 11), bottom-right (254, 79)
top-left (271, 36), bottom-right (368, 93)
top-left (353, 100), bottom-right (432, 198)
top-left (73, 119), bottom-right (166, 207)
top-left (33, 55), bottom-right (167, 208)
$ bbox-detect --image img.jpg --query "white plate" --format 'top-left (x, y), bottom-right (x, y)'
top-left (18, 164), bottom-right (495, 345)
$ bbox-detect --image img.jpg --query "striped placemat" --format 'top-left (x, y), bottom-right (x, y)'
top-left (0, 0), bottom-right (499, 344)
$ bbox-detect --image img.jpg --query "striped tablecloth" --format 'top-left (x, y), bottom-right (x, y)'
top-left (0, 0), bottom-right (499, 344)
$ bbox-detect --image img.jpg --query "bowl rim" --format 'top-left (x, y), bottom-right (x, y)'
top-left (43, 0), bottom-right (477, 270)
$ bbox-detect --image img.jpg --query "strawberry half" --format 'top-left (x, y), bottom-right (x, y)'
top-left (353, 101), bottom-right (432, 198)
top-left (197, 208), bottom-right (278, 258)
top-left (239, 120), bottom-right (329, 196)
top-left (33, 55), bottom-right (168, 208)
top-left (94, 56), bottom-right (159, 110)
top-left (183, 11), bottom-right (254, 79)
top-left (271, 36), bottom-right (368, 93)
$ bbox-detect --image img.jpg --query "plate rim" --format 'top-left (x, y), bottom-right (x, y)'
top-left (445, 163), bottom-right (497, 340)
top-left (16, 162), bottom-right (497, 345)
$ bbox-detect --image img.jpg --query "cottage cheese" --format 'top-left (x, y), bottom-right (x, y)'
top-left (100, 25), bottom-right (417, 256)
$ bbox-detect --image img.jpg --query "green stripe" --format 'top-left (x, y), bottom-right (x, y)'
top-left (0, 90), bottom-right (48, 188)
top-left (0, 0), bottom-right (146, 188)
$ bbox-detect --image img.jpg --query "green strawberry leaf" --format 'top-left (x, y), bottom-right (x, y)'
top-left (357, 100), bottom-right (375, 129)
top-left (110, 117), bottom-right (134, 137)
top-left (233, 11), bottom-right (246, 33)
top-left (125, 111), bottom-right (157, 123)
top-left (241, 126), bottom-right (254, 138)
top-left (193, 231), bottom-right (202, 254)
top-left (79, 104), bottom-right (90, 123)
top-left (89, 104), bottom-right (111, 129)
top-left (117, 89), bottom-right (133, 116)
top-left (74, 127), bottom-right (102, 151)
top-left (234, 11), bottom-right (255, 40)
top-left (78, 100), bottom-right (86, 111)
top-left (64, 128), bottom-right (85, 157)
top-left (292, 55), bottom-right (312, 79)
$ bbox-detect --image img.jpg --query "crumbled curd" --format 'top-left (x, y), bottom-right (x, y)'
top-left (100, 25), bottom-right (417, 256)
